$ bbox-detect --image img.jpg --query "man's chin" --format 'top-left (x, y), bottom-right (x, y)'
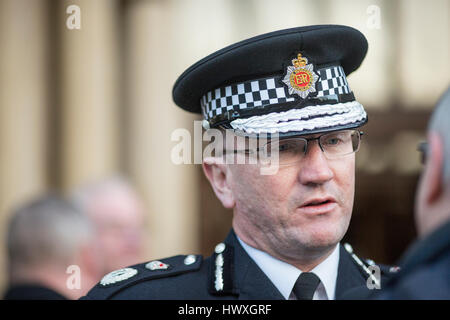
top-left (305, 216), bottom-right (349, 244)
top-left (294, 228), bottom-right (345, 251)
top-left (306, 238), bottom-right (341, 251)
top-left (282, 229), bottom-right (337, 249)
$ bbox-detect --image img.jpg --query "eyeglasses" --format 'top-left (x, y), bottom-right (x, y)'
top-left (417, 141), bottom-right (428, 165)
top-left (225, 129), bottom-right (363, 166)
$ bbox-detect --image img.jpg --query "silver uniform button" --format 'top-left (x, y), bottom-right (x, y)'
top-left (366, 259), bottom-right (375, 266)
top-left (184, 254), bottom-right (196, 265)
top-left (215, 243), bottom-right (226, 254)
top-left (344, 243), bottom-right (353, 254)
top-left (202, 119), bottom-right (210, 130)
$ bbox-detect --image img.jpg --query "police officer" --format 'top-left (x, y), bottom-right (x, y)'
top-left (82, 25), bottom-right (396, 300)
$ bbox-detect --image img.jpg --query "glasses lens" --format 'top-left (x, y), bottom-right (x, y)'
top-left (262, 138), bottom-right (307, 164)
top-left (260, 130), bottom-right (361, 165)
top-left (320, 130), bottom-right (360, 159)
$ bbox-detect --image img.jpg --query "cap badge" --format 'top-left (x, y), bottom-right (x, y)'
top-left (145, 260), bottom-right (170, 271)
top-left (282, 53), bottom-right (318, 99)
top-left (100, 267), bottom-right (138, 286)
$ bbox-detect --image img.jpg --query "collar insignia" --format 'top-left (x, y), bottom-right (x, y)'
top-left (145, 260), bottom-right (170, 271)
top-left (100, 267), bottom-right (138, 286)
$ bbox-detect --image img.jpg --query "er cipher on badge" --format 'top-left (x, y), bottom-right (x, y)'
top-left (282, 53), bottom-right (318, 99)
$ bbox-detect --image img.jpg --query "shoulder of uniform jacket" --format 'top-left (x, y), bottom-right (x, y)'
top-left (343, 243), bottom-right (401, 281)
top-left (80, 254), bottom-right (203, 300)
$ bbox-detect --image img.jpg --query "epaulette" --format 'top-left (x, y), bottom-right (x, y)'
top-left (83, 254), bottom-right (202, 300)
top-left (343, 243), bottom-right (400, 287)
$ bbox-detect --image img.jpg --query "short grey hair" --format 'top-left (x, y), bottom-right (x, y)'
top-left (428, 87), bottom-right (450, 185)
top-left (6, 194), bottom-right (93, 274)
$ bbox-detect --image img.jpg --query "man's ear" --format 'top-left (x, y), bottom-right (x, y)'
top-left (423, 132), bottom-right (444, 204)
top-left (202, 157), bottom-right (235, 209)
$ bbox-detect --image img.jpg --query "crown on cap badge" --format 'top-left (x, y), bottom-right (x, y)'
top-left (282, 53), bottom-right (318, 99)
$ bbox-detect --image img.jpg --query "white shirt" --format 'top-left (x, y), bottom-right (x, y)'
top-left (237, 236), bottom-right (340, 300)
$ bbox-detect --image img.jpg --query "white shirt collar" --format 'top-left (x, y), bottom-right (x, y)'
top-left (237, 236), bottom-right (340, 300)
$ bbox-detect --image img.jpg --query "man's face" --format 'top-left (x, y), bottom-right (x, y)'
top-left (89, 190), bottom-right (145, 273)
top-left (414, 132), bottom-right (450, 237)
top-left (229, 133), bottom-right (356, 260)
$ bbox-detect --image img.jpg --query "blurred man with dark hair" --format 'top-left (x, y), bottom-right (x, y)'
top-left (3, 194), bottom-right (102, 299)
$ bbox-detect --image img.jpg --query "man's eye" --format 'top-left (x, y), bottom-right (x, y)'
top-left (263, 140), bottom-right (304, 156)
top-left (277, 141), bottom-right (298, 152)
top-left (325, 138), bottom-right (342, 145)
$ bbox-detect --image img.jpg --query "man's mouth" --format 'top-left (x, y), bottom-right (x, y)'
top-left (298, 197), bottom-right (338, 215)
top-left (302, 198), bottom-right (335, 206)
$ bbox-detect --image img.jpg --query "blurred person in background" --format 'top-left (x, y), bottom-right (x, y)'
top-left (3, 194), bottom-right (102, 300)
top-left (372, 87), bottom-right (450, 299)
top-left (71, 176), bottom-right (146, 276)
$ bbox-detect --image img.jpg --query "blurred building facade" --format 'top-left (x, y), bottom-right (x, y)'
top-left (0, 0), bottom-right (448, 292)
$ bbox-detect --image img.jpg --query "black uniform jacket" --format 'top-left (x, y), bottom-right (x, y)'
top-left (3, 284), bottom-right (67, 300)
top-left (82, 229), bottom-right (394, 300)
top-left (372, 219), bottom-right (450, 299)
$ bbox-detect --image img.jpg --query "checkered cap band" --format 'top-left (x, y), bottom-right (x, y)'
top-left (200, 66), bottom-right (351, 121)
top-left (316, 66), bottom-right (351, 96)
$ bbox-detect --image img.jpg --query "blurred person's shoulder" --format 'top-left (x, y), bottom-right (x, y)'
top-left (81, 254), bottom-right (212, 300)
top-left (4, 284), bottom-right (67, 300)
top-left (374, 220), bottom-right (450, 299)
top-left (377, 254), bottom-right (450, 299)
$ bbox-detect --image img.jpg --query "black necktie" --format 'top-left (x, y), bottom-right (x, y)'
top-left (292, 272), bottom-right (321, 300)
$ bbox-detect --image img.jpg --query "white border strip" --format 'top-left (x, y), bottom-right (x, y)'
top-left (230, 101), bottom-right (367, 134)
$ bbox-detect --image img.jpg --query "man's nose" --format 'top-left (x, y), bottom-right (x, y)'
top-left (297, 140), bottom-right (334, 185)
